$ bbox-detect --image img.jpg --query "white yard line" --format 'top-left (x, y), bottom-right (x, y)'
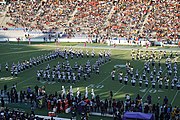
top-left (7, 75), bottom-right (34, 90)
top-left (0, 49), bottom-right (46, 56)
top-left (97, 63), bottom-right (119, 85)
top-left (142, 87), bottom-right (152, 99)
top-left (97, 74), bottom-right (111, 85)
top-left (139, 6), bottom-right (153, 34)
top-left (171, 90), bottom-right (179, 105)
top-left (114, 85), bottom-right (125, 96)
top-left (139, 60), bottom-right (148, 73)
top-left (111, 60), bottom-right (145, 98)
top-left (96, 50), bottom-right (130, 85)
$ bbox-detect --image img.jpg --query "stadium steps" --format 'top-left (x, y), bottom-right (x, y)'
top-left (0, 4), bottom-right (10, 27)
top-left (0, 13), bottom-right (4, 22)
top-left (98, 5), bottom-right (116, 35)
top-left (67, 7), bottom-right (78, 25)
top-left (105, 6), bottom-right (115, 25)
top-left (0, 16), bottom-right (11, 27)
top-left (138, 5), bottom-right (153, 36)
top-left (55, 6), bottom-right (79, 32)
top-left (28, 4), bottom-right (45, 28)
top-left (0, 12), bottom-right (6, 27)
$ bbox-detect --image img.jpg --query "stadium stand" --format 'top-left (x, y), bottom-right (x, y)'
top-left (0, 0), bottom-right (179, 43)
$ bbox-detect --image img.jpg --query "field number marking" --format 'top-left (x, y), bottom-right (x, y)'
top-left (149, 89), bottom-right (157, 93)
top-left (140, 88), bottom-right (164, 94)
top-left (114, 64), bottom-right (126, 68)
top-left (87, 84), bottom-right (104, 89)
top-left (140, 88), bottom-right (147, 93)
top-left (0, 77), bottom-right (17, 81)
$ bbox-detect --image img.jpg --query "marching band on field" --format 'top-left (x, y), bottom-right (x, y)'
top-left (0, 48), bottom-right (179, 90)
top-left (35, 48), bottom-right (111, 84)
top-left (111, 49), bottom-right (179, 90)
top-left (0, 48), bottom-right (111, 84)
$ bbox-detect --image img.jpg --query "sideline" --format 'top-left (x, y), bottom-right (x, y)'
top-left (1, 43), bottom-right (180, 52)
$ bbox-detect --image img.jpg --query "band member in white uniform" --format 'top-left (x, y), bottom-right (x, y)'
top-left (111, 70), bottom-right (115, 80)
top-left (139, 76), bottom-right (142, 88)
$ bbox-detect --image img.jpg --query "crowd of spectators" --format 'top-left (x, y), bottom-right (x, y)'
top-left (0, 3), bottom-right (6, 12)
top-left (0, 84), bottom-right (43, 120)
top-left (0, 3), bottom-right (6, 24)
top-left (70, 1), bottom-right (114, 36)
top-left (0, 0), bottom-right (179, 41)
top-left (107, 0), bottom-right (150, 39)
top-left (142, 0), bottom-right (179, 42)
top-left (0, 84), bottom-right (179, 120)
top-left (0, 107), bottom-right (42, 120)
top-left (6, 0), bottom-right (76, 31)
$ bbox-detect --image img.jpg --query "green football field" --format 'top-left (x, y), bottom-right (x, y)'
top-left (0, 42), bottom-right (179, 119)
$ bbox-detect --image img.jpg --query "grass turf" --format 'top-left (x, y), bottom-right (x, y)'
top-left (0, 42), bottom-right (179, 120)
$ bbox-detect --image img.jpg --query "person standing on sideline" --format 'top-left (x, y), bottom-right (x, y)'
top-left (17, 37), bottom-right (20, 45)
top-left (113, 43), bottom-right (116, 48)
top-left (110, 91), bottom-right (113, 99)
top-left (29, 38), bottom-right (31, 45)
top-left (1, 97), bottom-right (5, 108)
top-left (146, 42), bottom-right (149, 49)
top-left (84, 42), bottom-right (86, 47)
top-left (163, 96), bottom-right (168, 105)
